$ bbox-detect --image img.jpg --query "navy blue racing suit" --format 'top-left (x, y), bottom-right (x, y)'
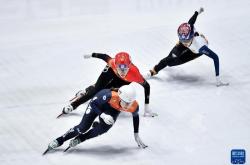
top-left (56, 89), bottom-right (139, 146)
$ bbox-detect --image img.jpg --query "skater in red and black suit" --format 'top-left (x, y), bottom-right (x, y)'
top-left (60, 52), bottom-right (157, 117)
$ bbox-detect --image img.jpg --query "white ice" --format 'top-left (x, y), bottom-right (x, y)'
top-left (0, 0), bottom-right (250, 165)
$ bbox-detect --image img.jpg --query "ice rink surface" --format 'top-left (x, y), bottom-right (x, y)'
top-left (0, 0), bottom-right (250, 165)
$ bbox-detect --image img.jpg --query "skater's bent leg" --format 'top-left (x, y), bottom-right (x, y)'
top-left (153, 45), bottom-right (183, 73)
top-left (71, 85), bottom-right (97, 109)
top-left (199, 45), bottom-right (219, 76)
top-left (71, 67), bottom-right (115, 109)
top-left (77, 120), bottom-right (113, 142)
top-left (56, 109), bottom-right (98, 145)
top-left (78, 111), bottom-right (120, 142)
top-left (153, 56), bottom-right (169, 74)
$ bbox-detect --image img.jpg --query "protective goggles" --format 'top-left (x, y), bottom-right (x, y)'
top-left (117, 64), bottom-right (129, 76)
top-left (180, 38), bottom-right (193, 44)
top-left (120, 99), bottom-right (133, 109)
top-left (179, 31), bottom-right (194, 44)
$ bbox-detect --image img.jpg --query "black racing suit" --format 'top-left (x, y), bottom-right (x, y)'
top-left (71, 53), bottom-right (150, 110)
top-left (153, 11), bottom-right (202, 74)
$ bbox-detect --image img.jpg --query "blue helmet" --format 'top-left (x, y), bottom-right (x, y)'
top-left (177, 23), bottom-right (194, 42)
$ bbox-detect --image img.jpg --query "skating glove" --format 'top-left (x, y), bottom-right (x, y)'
top-left (134, 133), bottom-right (148, 149)
top-left (198, 7), bottom-right (204, 14)
top-left (100, 113), bottom-right (114, 125)
top-left (83, 54), bottom-right (92, 59)
top-left (216, 76), bottom-right (229, 87)
top-left (143, 69), bottom-right (157, 80)
top-left (143, 71), bottom-right (152, 80)
top-left (144, 104), bottom-right (158, 117)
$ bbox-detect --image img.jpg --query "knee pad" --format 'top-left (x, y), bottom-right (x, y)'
top-left (74, 125), bottom-right (85, 134)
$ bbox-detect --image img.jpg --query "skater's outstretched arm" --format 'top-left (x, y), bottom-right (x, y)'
top-left (188, 11), bottom-right (199, 27)
top-left (132, 108), bottom-right (147, 148)
top-left (188, 7), bottom-right (204, 27)
top-left (132, 108), bottom-right (139, 133)
top-left (139, 80), bottom-right (150, 105)
top-left (83, 53), bottom-right (112, 63)
top-left (92, 53), bottom-right (112, 62)
top-left (139, 79), bottom-right (157, 117)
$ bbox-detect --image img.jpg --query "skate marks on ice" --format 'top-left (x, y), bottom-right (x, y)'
top-left (151, 69), bottom-right (207, 87)
top-left (56, 112), bottom-right (82, 119)
top-left (42, 148), bottom-right (66, 155)
top-left (64, 145), bottom-right (135, 157)
top-left (63, 145), bottom-right (137, 157)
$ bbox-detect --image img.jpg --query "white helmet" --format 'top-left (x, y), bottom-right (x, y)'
top-left (118, 85), bottom-right (136, 103)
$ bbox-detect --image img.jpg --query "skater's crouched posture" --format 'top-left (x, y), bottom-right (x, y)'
top-left (144, 7), bottom-right (229, 87)
top-left (60, 52), bottom-right (156, 117)
top-left (45, 85), bottom-right (147, 154)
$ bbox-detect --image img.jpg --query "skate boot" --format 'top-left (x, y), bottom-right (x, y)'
top-left (69, 137), bottom-right (81, 148)
top-left (143, 104), bottom-right (158, 117)
top-left (48, 139), bottom-right (60, 150)
top-left (43, 139), bottom-right (60, 155)
top-left (62, 105), bottom-right (73, 114)
top-left (64, 137), bottom-right (82, 152)
top-left (57, 104), bottom-right (74, 118)
top-left (143, 111), bottom-right (158, 117)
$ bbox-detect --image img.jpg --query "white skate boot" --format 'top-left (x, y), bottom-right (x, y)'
top-left (43, 139), bottom-right (60, 155)
top-left (69, 137), bottom-right (81, 148)
top-left (48, 139), bottom-right (59, 150)
top-left (62, 105), bottom-right (73, 114)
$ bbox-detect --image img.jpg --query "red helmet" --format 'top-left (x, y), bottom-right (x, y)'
top-left (114, 52), bottom-right (131, 77)
top-left (115, 52), bottom-right (131, 66)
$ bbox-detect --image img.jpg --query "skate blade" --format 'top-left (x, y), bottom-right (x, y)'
top-left (64, 146), bottom-right (71, 152)
top-left (42, 148), bottom-right (50, 155)
top-left (217, 83), bottom-right (230, 87)
top-left (56, 113), bottom-right (64, 119)
top-left (143, 113), bottom-right (158, 117)
top-left (69, 96), bottom-right (77, 102)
